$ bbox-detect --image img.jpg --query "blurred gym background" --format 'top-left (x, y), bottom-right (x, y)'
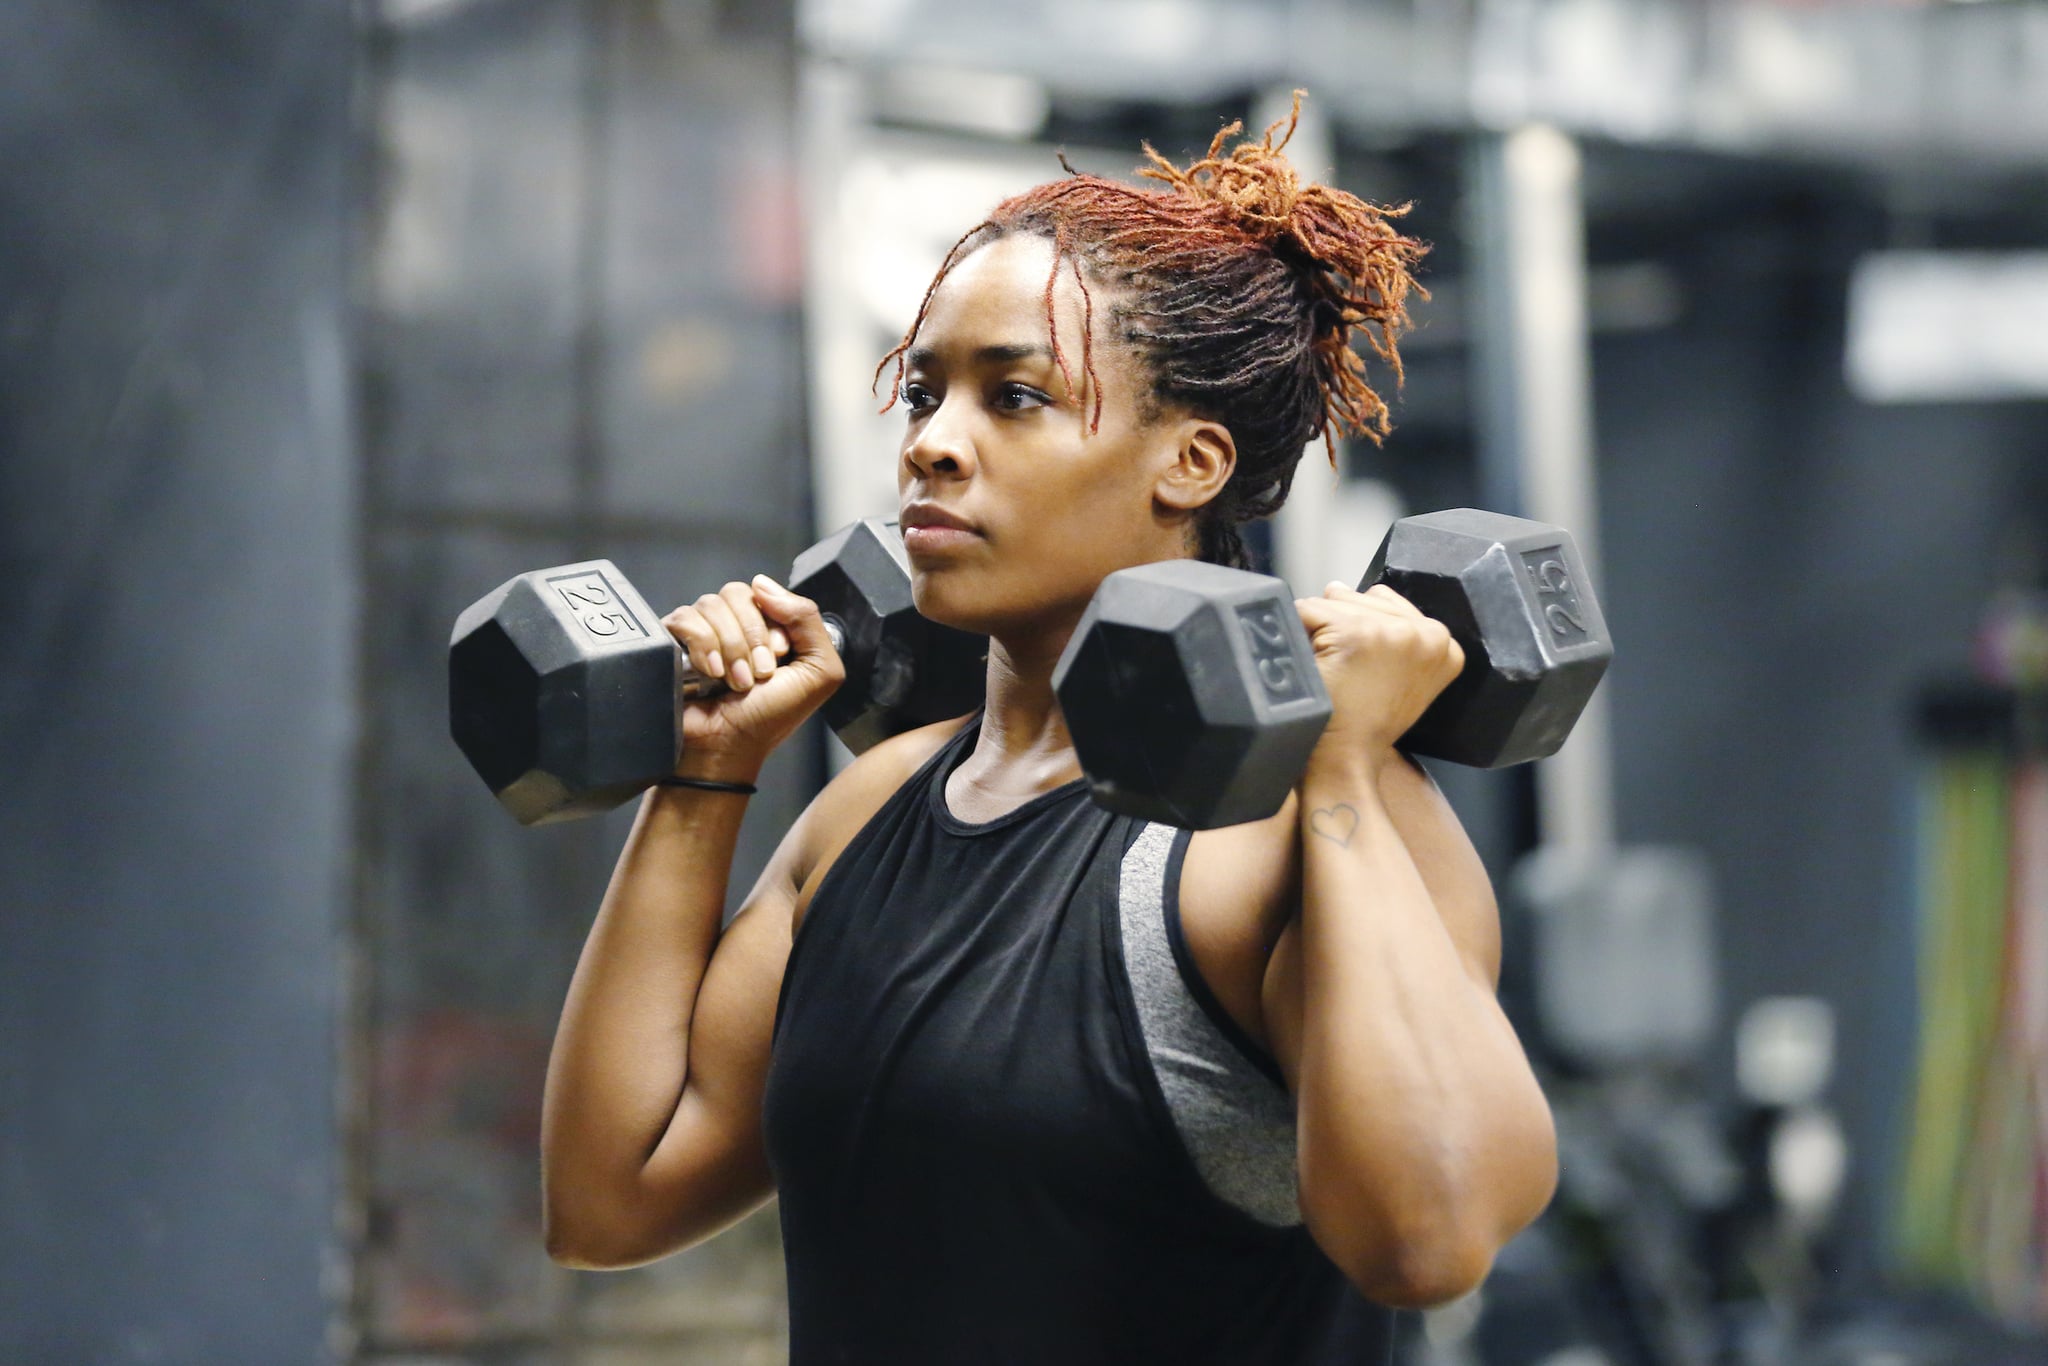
top-left (4, 0), bottom-right (2047, 1362)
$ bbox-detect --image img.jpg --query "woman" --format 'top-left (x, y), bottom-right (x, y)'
top-left (539, 100), bottom-right (1558, 1363)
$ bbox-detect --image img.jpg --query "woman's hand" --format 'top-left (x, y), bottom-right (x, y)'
top-left (660, 575), bottom-right (846, 779)
top-left (1295, 583), bottom-right (1465, 764)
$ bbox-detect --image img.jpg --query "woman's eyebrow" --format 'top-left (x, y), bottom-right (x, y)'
top-left (905, 342), bottom-right (1055, 370)
top-left (973, 342), bottom-right (1054, 365)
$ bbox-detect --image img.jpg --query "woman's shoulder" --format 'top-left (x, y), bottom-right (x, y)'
top-left (786, 713), bottom-right (975, 926)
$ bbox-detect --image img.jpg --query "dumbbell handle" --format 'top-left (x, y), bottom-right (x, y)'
top-left (675, 618), bottom-right (847, 701)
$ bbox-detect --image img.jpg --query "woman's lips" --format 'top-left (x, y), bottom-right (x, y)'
top-left (901, 523), bottom-right (981, 554)
top-left (900, 504), bottom-right (981, 554)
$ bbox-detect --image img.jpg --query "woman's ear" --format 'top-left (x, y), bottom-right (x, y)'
top-left (1155, 419), bottom-right (1236, 514)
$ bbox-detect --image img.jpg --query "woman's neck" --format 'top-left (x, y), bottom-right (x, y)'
top-left (945, 632), bottom-right (1084, 819)
top-left (980, 632), bottom-right (1071, 755)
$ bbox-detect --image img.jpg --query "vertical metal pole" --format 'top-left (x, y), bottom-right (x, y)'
top-left (569, 0), bottom-right (615, 559)
top-left (1258, 87), bottom-right (1409, 594)
top-left (795, 55), bottom-right (871, 543)
top-left (1467, 124), bottom-right (1615, 853)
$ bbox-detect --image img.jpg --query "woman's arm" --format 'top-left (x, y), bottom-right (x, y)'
top-left (540, 783), bottom-right (795, 1268)
top-left (1273, 584), bottom-right (1558, 1308)
top-left (540, 713), bottom-right (963, 1269)
top-left (539, 574), bottom-right (843, 1268)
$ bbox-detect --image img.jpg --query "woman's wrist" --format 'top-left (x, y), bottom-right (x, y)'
top-left (1301, 736), bottom-right (1399, 792)
top-left (667, 748), bottom-right (768, 789)
top-left (657, 774), bottom-right (757, 796)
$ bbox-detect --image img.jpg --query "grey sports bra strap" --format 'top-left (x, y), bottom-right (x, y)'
top-left (1119, 823), bottom-right (1301, 1227)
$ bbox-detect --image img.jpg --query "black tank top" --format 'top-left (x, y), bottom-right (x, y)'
top-left (763, 720), bottom-right (1397, 1364)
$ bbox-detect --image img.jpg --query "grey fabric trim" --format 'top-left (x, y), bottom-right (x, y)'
top-left (1120, 823), bottom-right (1301, 1227)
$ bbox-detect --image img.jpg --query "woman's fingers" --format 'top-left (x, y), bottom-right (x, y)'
top-left (693, 589), bottom-right (758, 690)
top-left (1299, 588), bottom-right (1461, 667)
top-left (1299, 584), bottom-right (1425, 629)
top-left (662, 577), bottom-right (836, 701)
top-left (719, 580), bottom-right (777, 682)
top-left (752, 576), bottom-right (836, 656)
top-left (1332, 581), bottom-right (1425, 618)
top-left (661, 605), bottom-right (723, 680)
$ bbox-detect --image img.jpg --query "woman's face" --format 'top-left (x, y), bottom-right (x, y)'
top-left (894, 232), bottom-right (1228, 642)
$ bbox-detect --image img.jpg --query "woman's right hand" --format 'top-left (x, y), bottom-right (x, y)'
top-left (660, 574), bottom-right (846, 779)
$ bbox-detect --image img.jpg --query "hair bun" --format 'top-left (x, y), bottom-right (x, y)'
top-left (1138, 115), bottom-right (1306, 245)
top-left (1139, 91), bottom-right (1427, 445)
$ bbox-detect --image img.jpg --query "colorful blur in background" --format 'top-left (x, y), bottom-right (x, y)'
top-left (4, 1), bottom-right (2047, 1363)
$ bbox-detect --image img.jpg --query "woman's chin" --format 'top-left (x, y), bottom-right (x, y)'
top-left (909, 574), bottom-right (1015, 639)
top-left (911, 589), bottom-right (991, 638)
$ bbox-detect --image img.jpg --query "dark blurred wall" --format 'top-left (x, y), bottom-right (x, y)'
top-left (1585, 161), bottom-right (2048, 1276)
top-left (0, 2), bottom-right (356, 1362)
top-left (349, 1), bottom-right (805, 1357)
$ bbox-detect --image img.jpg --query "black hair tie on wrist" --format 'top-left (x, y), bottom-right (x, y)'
top-left (656, 775), bottom-right (758, 795)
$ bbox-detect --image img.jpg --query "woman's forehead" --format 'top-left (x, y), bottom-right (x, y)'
top-left (916, 234), bottom-right (1073, 351)
top-left (905, 231), bottom-right (1146, 413)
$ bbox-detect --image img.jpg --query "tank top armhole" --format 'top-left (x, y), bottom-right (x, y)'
top-left (1159, 829), bottom-right (1290, 1090)
top-left (1099, 821), bottom-right (1271, 1233)
top-left (1107, 821), bottom-right (1303, 1232)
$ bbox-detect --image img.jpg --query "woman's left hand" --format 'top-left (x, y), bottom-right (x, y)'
top-left (1295, 583), bottom-right (1466, 762)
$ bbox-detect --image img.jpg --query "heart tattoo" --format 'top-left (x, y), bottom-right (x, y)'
top-left (1309, 803), bottom-right (1359, 848)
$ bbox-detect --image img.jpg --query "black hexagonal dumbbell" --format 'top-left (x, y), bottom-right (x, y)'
top-left (1359, 508), bottom-right (1611, 769)
top-left (792, 519), bottom-right (988, 755)
top-left (449, 518), bottom-right (986, 825)
top-left (1053, 508), bottom-right (1612, 829)
top-left (1052, 562), bottom-right (1334, 830)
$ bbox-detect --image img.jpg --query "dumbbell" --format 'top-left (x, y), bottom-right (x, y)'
top-left (1052, 508), bottom-right (1613, 829)
top-left (449, 518), bottom-right (986, 825)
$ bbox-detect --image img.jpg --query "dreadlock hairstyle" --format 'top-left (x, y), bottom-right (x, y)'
top-left (875, 91), bottom-right (1428, 570)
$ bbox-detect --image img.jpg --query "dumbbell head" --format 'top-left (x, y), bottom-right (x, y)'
top-left (449, 561), bottom-right (679, 826)
top-left (791, 518), bottom-right (986, 753)
top-left (450, 521), bottom-right (989, 826)
top-left (1362, 508), bottom-right (1612, 768)
top-left (1053, 560), bottom-right (1332, 830)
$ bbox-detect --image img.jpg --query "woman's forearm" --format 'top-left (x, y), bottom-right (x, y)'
top-left (1293, 752), bottom-right (1556, 1304)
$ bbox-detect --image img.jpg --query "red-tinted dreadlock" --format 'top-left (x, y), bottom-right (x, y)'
top-left (875, 91), bottom-right (1428, 569)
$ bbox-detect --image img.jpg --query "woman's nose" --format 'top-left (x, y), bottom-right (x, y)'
top-left (902, 402), bottom-right (975, 481)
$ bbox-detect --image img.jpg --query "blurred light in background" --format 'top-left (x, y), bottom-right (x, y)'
top-left (804, 0), bottom-right (2048, 164)
top-left (871, 64), bottom-right (1050, 140)
top-left (1845, 251), bottom-right (2048, 403)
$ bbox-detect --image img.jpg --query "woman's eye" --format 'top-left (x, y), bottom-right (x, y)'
top-left (994, 383), bottom-right (1050, 412)
top-left (899, 382), bottom-right (936, 414)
